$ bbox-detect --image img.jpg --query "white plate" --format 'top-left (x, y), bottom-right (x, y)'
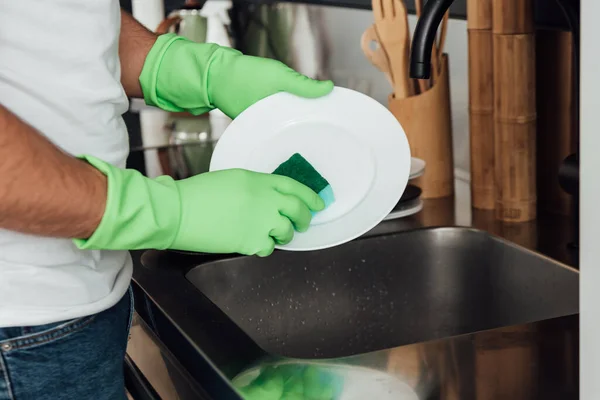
top-left (410, 157), bottom-right (426, 179)
top-left (210, 87), bottom-right (411, 251)
top-left (383, 198), bottom-right (424, 221)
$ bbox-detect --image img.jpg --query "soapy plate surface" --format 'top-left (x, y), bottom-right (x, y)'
top-left (210, 86), bottom-right (411, 251)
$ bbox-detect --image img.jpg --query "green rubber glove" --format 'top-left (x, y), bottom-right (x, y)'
top-left (73, 156), bottom-right (325, 257)
top-left (233, 365), bottom-right (341, 400)
top-left (139, 33), bottom-right (334, 118)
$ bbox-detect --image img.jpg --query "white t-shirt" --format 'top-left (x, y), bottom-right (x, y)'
top-left (0, 0), bottom-right (133, 327)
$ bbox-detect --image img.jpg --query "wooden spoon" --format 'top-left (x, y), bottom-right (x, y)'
top-left (372, 0), bottom-right (413, 98)
top-left (361, 24), bottom-right (394, 86)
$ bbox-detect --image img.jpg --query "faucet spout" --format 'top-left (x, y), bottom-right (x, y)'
top-left (409, 0), bottom-right (455, 79)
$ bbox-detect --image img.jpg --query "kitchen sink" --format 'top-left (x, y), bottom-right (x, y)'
top-left (185, 227), bottom-right (578, 359)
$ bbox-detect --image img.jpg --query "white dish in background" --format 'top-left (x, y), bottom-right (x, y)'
top-left (384, 198), bottom-right (424, 221)
top-left (210, 86), bottom-right (411, 251)
top-left (410, 157), bottom-right (426, 179)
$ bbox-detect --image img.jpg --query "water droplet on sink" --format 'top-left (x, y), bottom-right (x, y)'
top-left (361, 259), bottom-right (366, 263)
top-left (332, 292), bottom-right (336, 297)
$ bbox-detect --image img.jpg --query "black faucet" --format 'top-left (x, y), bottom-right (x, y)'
top-left (409, 0), bottom-right (580, 250)
top-left (409, 0), bottom-right (454, 79)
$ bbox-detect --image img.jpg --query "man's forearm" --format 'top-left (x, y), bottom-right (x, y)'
top-left (0, 105), bottom-right (107, 238)
top-left (119, 10), bottom-right (157, 98)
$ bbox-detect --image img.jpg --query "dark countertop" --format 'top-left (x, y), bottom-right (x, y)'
top-left (132, 182), bottom-right (578, 400)
top-left (131, 186), bottom-right (578, 397)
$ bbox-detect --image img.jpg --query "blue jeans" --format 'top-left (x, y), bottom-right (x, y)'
top-left (0, 287), bottom-right (133, 400)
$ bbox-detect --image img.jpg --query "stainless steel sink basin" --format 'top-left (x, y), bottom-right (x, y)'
top-left (185, 227), bottom-right (578, 359)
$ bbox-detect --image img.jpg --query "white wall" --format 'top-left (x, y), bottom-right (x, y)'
top-left (320, 6), bottom-right (470, 176)
top-left (580, 0), bottom-right (598, 397)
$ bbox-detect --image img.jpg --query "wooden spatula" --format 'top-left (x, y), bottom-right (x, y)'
top-left (361, 24), bottom-right (394, 86)
top-left (372, 0), bottom-right (413, 98)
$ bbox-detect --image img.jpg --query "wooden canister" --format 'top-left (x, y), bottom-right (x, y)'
top-left (468, 29), bottom-right (495, 209)
top-left (467, 0), bottom-right (492, 30)
top-left (493, 34), bottom-right (536, 222)
top-left (389, 55), bottom-right (454, 199)
top-left (492, 0), bottom-right (536, 222)
top-left (492, 0), bottom-right (534, 35)
top-left (468, 0), bottom-right (494, 210)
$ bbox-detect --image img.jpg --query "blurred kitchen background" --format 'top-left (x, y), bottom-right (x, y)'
top-left (120, 0), bottom-right (577, 223)
top-left (121, 1), bottom-right (581, 399)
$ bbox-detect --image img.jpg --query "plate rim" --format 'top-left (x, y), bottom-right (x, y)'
top-left (210, 86), bottom-right (411, 251)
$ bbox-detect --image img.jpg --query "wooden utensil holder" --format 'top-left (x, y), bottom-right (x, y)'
top-left (388, 54), bottom-right (454, 199)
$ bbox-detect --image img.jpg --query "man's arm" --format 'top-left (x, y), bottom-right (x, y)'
top-left (0, 105), bottom-right (107, 238)
top-left (119, 10), bottom-right (157, 98)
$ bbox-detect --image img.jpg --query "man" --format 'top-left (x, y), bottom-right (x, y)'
top-left (0, 1), bottom-right (333, 398)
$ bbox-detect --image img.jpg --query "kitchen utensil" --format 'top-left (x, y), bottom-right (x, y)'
top-left (467, 0), bottom-right (494, 210)
top-left (493, 0), bottom-right (536, 222)
top-left (436, 11), bottom-right (450, 73)
top-left (388, 55), bottom-right (454, 199)
top-left (210, 87), bottom-right (411, 251)
top-left (372, 0), bottom-right (412, 98)
top-left (361, 24), bottom-right (394, 85)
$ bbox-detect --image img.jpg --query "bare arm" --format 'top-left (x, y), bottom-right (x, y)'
top-left (119, 10), bottom-right (157, 98)
top-left (0, 105), bottom-right (107, 238)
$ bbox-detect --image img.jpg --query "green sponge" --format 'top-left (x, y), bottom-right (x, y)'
top-left (272, 153), bottom-right (335, 210)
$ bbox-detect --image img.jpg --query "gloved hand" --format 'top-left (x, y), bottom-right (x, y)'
top-left (73, 156), bottom-right (324, 256)
top-left (233, 365), bottom-right (342, 400)
top-left (139, 33), bottom-right (334, 118)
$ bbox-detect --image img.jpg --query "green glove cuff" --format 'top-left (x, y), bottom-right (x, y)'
top-left (73, 155), bottom-right (182, 251)
top-left (139, 33), bottom-right (219, 115)
top-left (139, 33), bottom-right (183, 111)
